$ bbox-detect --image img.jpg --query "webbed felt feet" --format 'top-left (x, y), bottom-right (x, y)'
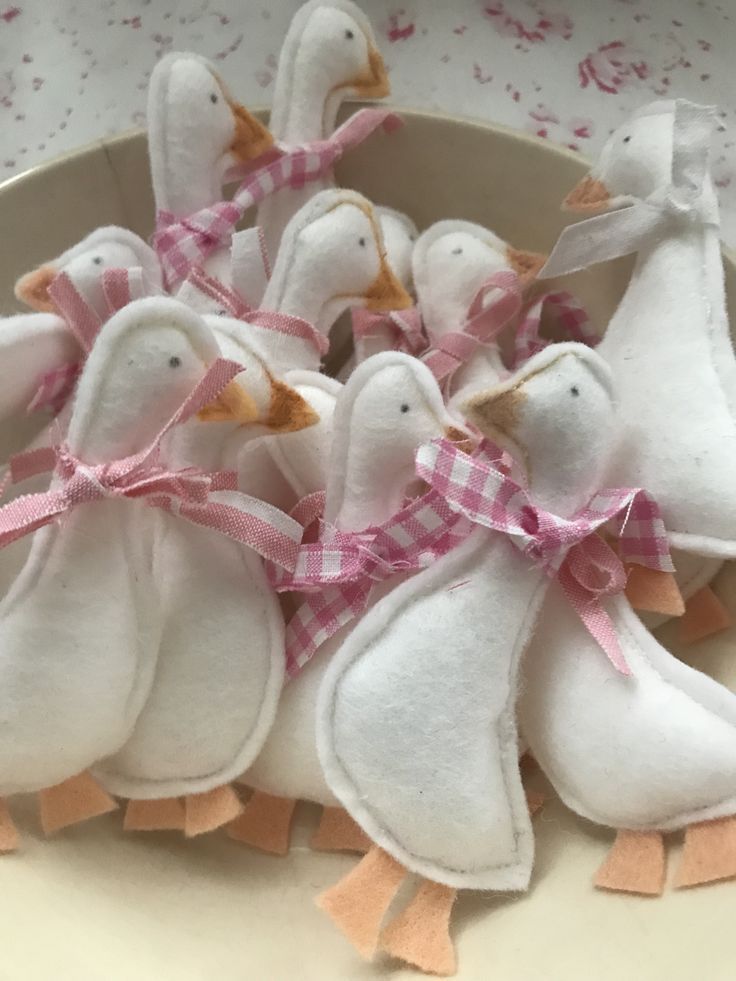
top-left (624, 565), bottom-right (685, 617)
top-left (39, 772), bottom-right (118, 835)
top-left (0, 799), bottom-right (19, 852)
top-left (675, 816), bottom-right (736, 888)
top-left (226, 790), bottom-right (296, 855)
top-left (594, 829), bottom-right (666, 896)
top-left (124, 797), bottom-right (186, 832)
top-left (317, 846), bottom-right (406, 960)
top-left (679, 586), bottom-right (733, 645)
top-left (184, 785), bottom-right (243, 837)
top-left (310, 806), bottom-right (371, 854)
top-left (380, 881), bottom-right (458, 977)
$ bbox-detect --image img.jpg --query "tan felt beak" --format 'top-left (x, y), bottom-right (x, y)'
top-left (562, 175), bottom-right (611, 214)
top-left (349, 45), bottom-right (391, 99)
top-left (15, 265), bottom-right (58, 312)
top-left (197, 380), bottom-right (260, 424)
top-left (363, 258), bottom-right (413, 312)
top-left (228, 98), bottom-right (274, 164)
top-left (462, 387), bottom-right (527, 443)
top-left (506, 247), bottom-right (548, 285)
top-left (444, 425), bottom-right (474, 454)
top-left (264, 378), bottom-right (320, 433)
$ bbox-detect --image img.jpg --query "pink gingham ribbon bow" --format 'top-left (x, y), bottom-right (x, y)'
top-left (416, 438), bottom-right (674, 675)
top-left (266, 487), bottom-right (471, 678)
top-left (27, 267), bottom-right (161, 416)
top-left (0, 359), bottom-right (303, 570)
top-left (352, 307), bottom-right (427, 358)
top-left (152, 107), bottom-right (403, 289)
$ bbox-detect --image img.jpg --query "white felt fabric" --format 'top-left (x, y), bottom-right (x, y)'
top-left (245, 352), bottom-right (460, 804)
top-left (316, 345), bottom-right (619, 890)
top-left (564, 102), bottom-right (736, 557)
top-left (520, 586), bottom-right (736, 831)
top-left (0, 297), bottom-right (224, 795)
top-left (256, 0), bottom-right (387, 257)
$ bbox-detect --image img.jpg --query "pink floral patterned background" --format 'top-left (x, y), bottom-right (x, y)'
top-left (1, 0), bottom-right (734, 242)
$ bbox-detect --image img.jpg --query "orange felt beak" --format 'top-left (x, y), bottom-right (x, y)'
top-left (228, 98), bottom-right (273, 164)
top-left (562, 175), bottom-right (611, 214)
top-left (462, 386), bottom-right (526, 443)
top-left (197, 380), bottom-right (260, 424)
top-left (363, 257), bottom-right (413, 312)
top-left (15, 264), bottom-right (58, 312)
top-left (506, 246), bottom-right (548, 285)
top-left (263, 377), bottom-right (320, 433)
top-left (349, 45), bottom-right (390, 99)
top-left (444, 424), bottom-right (475, 454)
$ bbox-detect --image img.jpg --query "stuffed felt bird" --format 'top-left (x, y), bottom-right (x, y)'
top-left (314, 343), bottom-right (621, 973)
top-left (256, 0), bottom-right (390, 257)
top-left (234, 352), bottom-right (466, 856)
top-left (0, 298), bottom-right (299, 847)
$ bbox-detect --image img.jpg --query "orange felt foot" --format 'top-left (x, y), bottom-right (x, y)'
top-left (625, 565), bottom-right (685, 617)
top-left (679, 587), bottom-right (733, 645)
top-left (311, 806), bottom-right (371, 854)
top-left (39, 772), bottom-right (118, 836)
top-left (124, 797), bottom-right (185, 832)
top-left (226, 790), bottom-right (296, 855)
top-left (0, 799), bottom-right (19, 853)
top-left (381, 880), bottom-right (458, 976)
top-left (317, 846), bottom-right (407, 960)
top-left (525, 789), bottom-right (546, 818)
top-left (594, 829), bottom-right (666, 896)
top-left (675, 816), bottom-right (736, 888)
top-left (184, 784), bottom-right (243, 838)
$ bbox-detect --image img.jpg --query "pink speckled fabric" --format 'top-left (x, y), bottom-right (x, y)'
top-left (0, 1), bottom-right (734, 242)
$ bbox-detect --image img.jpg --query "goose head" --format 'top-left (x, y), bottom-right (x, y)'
top-left (15, 227), bottom-right (162, 314)
top-left (463, 342), bottom-right (617, 516)
top-left (148, 52), bottom-right (272, 215)
top-left (376, 206), bottom-right (418, 294)
top-left (264, 189), bottom-right (412, 338)
top-left (413, 220), bottom-right (546, 341)
top-left (325, 351), bottom-right (469, 530)
top-left (66, 298), bottom-right (311, 465)
top-left (563, 100), bottom-right (715, 214)
top-left (271, 0), bottom-right (389, 140)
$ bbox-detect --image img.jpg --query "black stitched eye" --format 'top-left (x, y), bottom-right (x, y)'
top-left (358, 236), bottom-right (366, 247)
top-left (210, 93), bottom-right (218, 104)
top-left (169, 356), bottom-right (182, 368)
top-left (217, 308), bottom-right (228, 315)
top-left (451, 247), bottom-right (463, 255)
top-left (345, 28), bottom-right (354, 39)
top-left (622, 135), bottom-right (631, 143)
top-left (570, 385), bottom-right (579, 396)
top-left (92, 256), bottom-right (102, 265)
top-left (400, 403), bottom-right (410, 413)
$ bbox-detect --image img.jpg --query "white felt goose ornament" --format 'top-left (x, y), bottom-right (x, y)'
top-left (234, 352), bottom-right (465, 857)
top-left (413, 219), bottom-right (545, 404)
top-left (95, 320), bottom-right (318, 835)
top-left (256, 0), bottom-right (389, 257)
top-left (314, 343), bottom-right (618, 972)
top-left (542, 100), bottom-right (736, 559)
top-left (0, 298), bottom-right (266, 846)
top-left (148, 52), bottom-right (272, 283)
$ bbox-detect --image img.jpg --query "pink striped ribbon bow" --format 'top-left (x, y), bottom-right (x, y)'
top-left (0, 358), bottom-right (303, 570)
top-left (152, 107), bottom-right (403, 289)
top-left (28, 267), bottom-right (161, 416)
top-left (352, 307), bottom-right (427, 359)
top-left (512, 290), bottom-right (598, 367)
top-left (416, 438), bottom-right (674, 675)
top-left (266, 487), bottom-right (472, 678)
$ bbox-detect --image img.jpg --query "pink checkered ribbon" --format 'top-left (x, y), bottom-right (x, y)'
top-left (152, 108), bottom-right (403, 289)
top-left (27, 267), bottom-right (161, 416)
top-left (351, 307), bottom-right (427, 358)
top-left (0, 358), bottom-right (303, 570)
top-left (266, 485), bottom-right (472, 678)
top-left (416, 438), bottom-right (674, 674)
top-left (513, 291), bottom-right (598, 367)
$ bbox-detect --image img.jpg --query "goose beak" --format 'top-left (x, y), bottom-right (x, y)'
top-left (562, 174), bottom-right (611, 213)
top-left (15, 264), bottom-right (58, 312)
top-left (461, 386), bottom-right (526, 443)
top-left (505, 246), bottom-right (548, 285)
top-left (263, 378), bottom-right (320, 433)
top-left (444, 424), bottom-right (475, 454)
top-left (198, 380), bottom-right (260, 424)
top-left (349, 45), bottom-right (390, 99)
top-left (363, 258), bottom-right (413, 312)
top-left (228, 98), bottom-right (273, 164)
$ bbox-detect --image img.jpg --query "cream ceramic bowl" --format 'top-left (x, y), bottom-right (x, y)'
top-left (0, 108), bottom-right (735, 981)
